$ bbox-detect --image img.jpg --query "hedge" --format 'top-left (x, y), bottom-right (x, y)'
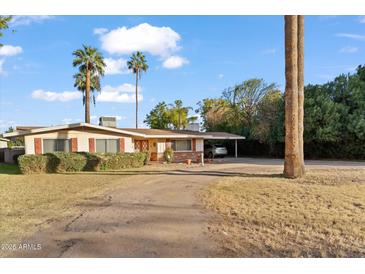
top-left (18, 152), bottom-right (150, 174)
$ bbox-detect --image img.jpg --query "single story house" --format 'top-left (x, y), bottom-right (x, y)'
top-left (3, 120), bottom-right (245, 163)
top-left (0, 137), bottom-right (9, 149)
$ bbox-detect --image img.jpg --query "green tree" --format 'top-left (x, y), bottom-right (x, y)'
top-left (144, 102), bottom-right (171, 129)
top-left (196, 98), bottom-right (230, 132)
top-left (72, 45), bottom-right (105, 123)
top-left (0, 16), bottom-right (12, 46)
top-left (127, 51), bottom-right (149, 128)
top-left (222, 78), bottom-right (277, 137)
top-left (169, 100), bottom-right (196, 130)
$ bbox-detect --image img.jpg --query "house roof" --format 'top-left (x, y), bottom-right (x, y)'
top-left (0, 137), bottom-right (10, 142)
top-left (4, 123), bottom-right (245, 140)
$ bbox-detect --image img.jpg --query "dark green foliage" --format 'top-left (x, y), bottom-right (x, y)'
top-left (17, 152), bottom-right (148, 174)
top-left (197, 69), bottom-right (365, 160)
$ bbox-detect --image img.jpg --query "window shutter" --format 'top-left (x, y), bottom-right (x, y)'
top-left (34, 138), bottom-right (42, 155)
top-left (88, 138), bottom-right (95, 153)
top-left (119, 138), bottom-right (125, 153)
top-left (71, 138), bottom-right (78, 152)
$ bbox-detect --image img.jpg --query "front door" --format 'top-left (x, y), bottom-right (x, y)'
top-left (134, 140), bottom-right (149, 152)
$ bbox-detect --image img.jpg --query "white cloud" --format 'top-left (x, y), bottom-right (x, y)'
top-left (0, 45), bottom-right (23, 57)
top-left (218, 73), bottom-right (224, 79)
top-left (104, 57), bottom-right (129, 75)
top-left (359, 16), bottom-right (365, 24)
top-left (261, 48), bottom-right (276, 55)
top-left (0, 59), bottom-right (5, 75)
top-left (162, 55), bottom-right (189, 69)
top-left (93, 28), bottom-right (108, 35)
top-left (99, 23), bottom-right (181, 58)
top-left (336, 33), bottom-right (365, 41)
top-left (339, 46), bottom-right (359, 53)
top-left (32, 89), bottom-right (81, 102)
top-left (97, 84), bottom-right (142, 103)
top-left (10, 16), bottom-right (54, 27)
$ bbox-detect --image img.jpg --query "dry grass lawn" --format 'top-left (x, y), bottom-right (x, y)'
top-left (203, 168), bottom-right (365, 257)
top-left (0, 172), bottom-right (130, 253)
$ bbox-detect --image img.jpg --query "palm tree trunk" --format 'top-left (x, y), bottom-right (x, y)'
top-left (297, 15), bottom-right (305, 176)
top-left (135, 70), bottom-right (139, 129)
top-left (284, 15), bottom-right (301, 178)
top-left (85, 68), bottom-right (91, 123)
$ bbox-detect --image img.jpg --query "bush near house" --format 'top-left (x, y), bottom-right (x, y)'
top-left (18, 152), bottom-right (149, 174)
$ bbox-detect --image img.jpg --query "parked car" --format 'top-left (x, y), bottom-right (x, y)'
top-left (204, 144), bottom-right (228, 158)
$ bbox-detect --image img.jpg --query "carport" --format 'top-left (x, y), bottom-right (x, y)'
top-left (201, 132), bottom-right (246, 158)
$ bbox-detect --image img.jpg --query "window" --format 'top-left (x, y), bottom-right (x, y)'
top-left (171, 139), bottom-right (192, 151)
top-left (95, 139), bottom-right (119, 153)
top-left (43, 139), bottom-right (70, 153)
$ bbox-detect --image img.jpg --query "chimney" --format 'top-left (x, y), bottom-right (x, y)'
top-left (99, 116), bottom-right (117, 128)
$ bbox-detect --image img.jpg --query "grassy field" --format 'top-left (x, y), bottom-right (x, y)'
top-left (0, 163), bottom-right (20, 174)
top-left (203, 168), bottom-right (365, 257)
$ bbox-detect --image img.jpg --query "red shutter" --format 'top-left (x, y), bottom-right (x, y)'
top-left (119, 138), bottom-right (125, 153)
top-left (89, 138), bottom-right (95, 153)
top-left (34, 138), bottom-right (42, 155)
top-left (71, 138), bottom-right (78, 152)
top-left (192, 139), bottom-right (196, 152)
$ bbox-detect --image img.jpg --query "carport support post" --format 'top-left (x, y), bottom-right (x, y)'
top-left (235, 139), bottom-right (238, 158)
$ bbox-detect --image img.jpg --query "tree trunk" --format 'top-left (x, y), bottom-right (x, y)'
top-left (85, 68), bottom-right (91, 124)
top-left (297, 15), bottom-right (305, 176)
top-left (135, 71), bottom-right (139, 129)
top-left (284, 15), bottom-right (301, 178)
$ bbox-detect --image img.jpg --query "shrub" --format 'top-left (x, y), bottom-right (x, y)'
top-left (45, 152), bottom-right (88, 172)
top-left (96, 152), bottom-right (146, 171)
top-left (18, 152), bottom-right (149, 174)
top-left (164, 147), bottom-right (174, 163)
top-left (18, 154), bottom-right (48, 174)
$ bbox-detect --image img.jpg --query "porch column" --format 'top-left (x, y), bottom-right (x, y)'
top-left (235, 139), bottom-right (238, 158)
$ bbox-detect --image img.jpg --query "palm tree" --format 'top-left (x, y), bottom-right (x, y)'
top-left (169, 100), bottom-right (197, 130)
top-left (72, 45), bottom-right (105, 123)
top-left (297, 15), bottom-right (305, 176)
top-left (73, 70), bottom-right (101, 107)
top-left (284, 15), bottom-right (302, 178)
top-left (127, 51), bottom-right (149, 128)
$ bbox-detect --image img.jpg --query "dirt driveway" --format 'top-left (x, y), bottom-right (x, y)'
top-left (11, 158), bottom-right (364, 258)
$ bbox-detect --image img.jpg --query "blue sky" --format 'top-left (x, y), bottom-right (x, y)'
top-left (0, 15), bottom-right (365, 130)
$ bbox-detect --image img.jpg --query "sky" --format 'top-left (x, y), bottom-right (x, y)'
top-left (0, 15), bottom-right (365, 130)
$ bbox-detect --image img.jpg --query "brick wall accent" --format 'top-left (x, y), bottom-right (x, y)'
top-left (173, 151), bottom-right (202, 163)
top-left (192, 139), bottom-right (196, 152)
top-left (88, 138), bottom-right (95, 153)
top-left (71, 138), bottom-right (78, 152)
top-left (34, 138), bottom-right (42, 155)
top-left (119, 138), bottom-right (125, 153)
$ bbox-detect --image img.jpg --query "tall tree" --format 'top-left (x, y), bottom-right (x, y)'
top-left (72, 45), bottom-right (105, 123)
top-left (127, 51), bottom-right (149, 128)
top-left (284, 15), bottom-right (302, 178)
top-left (297, 15), bottom-right (305, 175)
top-left (73, 70), bottom-right (101, 107)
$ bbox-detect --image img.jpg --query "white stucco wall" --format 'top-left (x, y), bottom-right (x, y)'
top-left (24, 129), bottom-right (134, 154)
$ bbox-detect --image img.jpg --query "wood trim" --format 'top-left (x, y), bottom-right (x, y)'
top-left (192, 139), bottom-right (196, 152)
top-left (34, 138), bottom-right (42, 155)
top-left (88, 138), bottom-right (95, 153)
top-left (71, 138), bottom-right (78, 152)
